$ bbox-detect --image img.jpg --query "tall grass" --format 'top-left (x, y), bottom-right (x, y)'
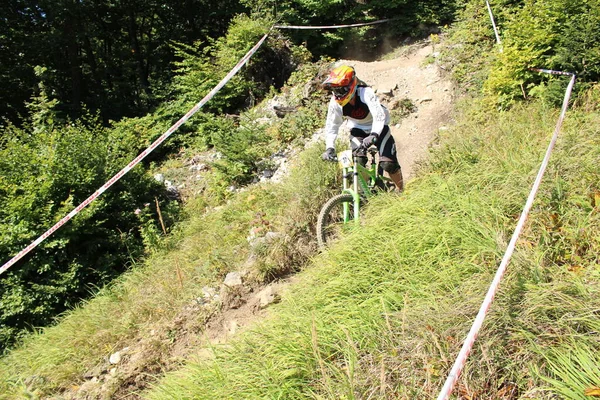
top-left (141, 99), bottom-right (599, 399)
top-left (0, 144), bottom-right (339, 398)
top-left (2, 95), bottom-right (598, 399)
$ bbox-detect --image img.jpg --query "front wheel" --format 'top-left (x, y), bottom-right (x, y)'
top-left (316, 193), bottom-right (357, 249)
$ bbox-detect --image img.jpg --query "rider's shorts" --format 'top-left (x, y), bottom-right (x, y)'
top-left (349, 125), bottom-right (399, 163)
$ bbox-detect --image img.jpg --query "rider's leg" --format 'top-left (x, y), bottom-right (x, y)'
top-left (377, 126), bottom-right (404, 192)
top-left (380, 160), bottom-right (404, 192)
top-left (350, 128), bottom-right (369, 182)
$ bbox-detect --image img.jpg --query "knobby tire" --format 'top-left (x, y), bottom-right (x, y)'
top-left (316, 193), bottom-right (356, 249)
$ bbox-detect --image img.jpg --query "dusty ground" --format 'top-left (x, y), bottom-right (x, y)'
top-left (66, 40), bottom-right (455, 400)
top-left (345, 42), bottom-right (455, 180)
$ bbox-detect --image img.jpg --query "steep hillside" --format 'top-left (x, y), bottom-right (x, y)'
top-left (0, 38), bottom-right (457, 399)
top-left (84, 40), bottom-right (456, 400)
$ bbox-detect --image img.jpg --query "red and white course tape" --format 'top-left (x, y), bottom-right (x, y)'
top-left (436, 71), bottom-right (576, 400)
top-left (435, 4), bottom-right (579, 398)
top-left (0, 29), bottom-right (272, 277)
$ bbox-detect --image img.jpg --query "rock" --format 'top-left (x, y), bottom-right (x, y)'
top-left (255, 117), bottom-right (272, 125)
top-left (83, 362), bottom-right (109, 379)
top-left (227, 320), bottom-right (238, 335)
top-left (273, 105), bottom-right (297, 118)
top-left (210, 152), bottom-right (223, 160)
top-left (109, 350), bottom-right (123, 365)
top-left (154, 173), bottom-right (165, 183)
top-left (376, 82), bottom-right (398, 96)
top-left (189, 163), bottom-right (209, 172)
top-left (166, 183), bottom-right (180, 200)
top-left (248, 231), bottom-right (283, 249)
top-left (189, 155), bottom-right (203, 165)
top-left (77, 378), bottom-right (101, 395)
top-left (202, 286), bottom-right (217, 299)
top-left (265, 231), bottom-right (282, 241)
top-left (223, 272), bottom-right (243, 288)
top-left (254, 286), bottom-right (281, 309)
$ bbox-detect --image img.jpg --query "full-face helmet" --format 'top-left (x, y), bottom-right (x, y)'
top-left (322, 65), bottom-right (358, 107)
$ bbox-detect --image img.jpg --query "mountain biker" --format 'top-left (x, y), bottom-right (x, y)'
top-left (320, 65), bottom-right (404, 192)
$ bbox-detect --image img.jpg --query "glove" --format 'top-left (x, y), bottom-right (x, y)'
top-left (321, 147), bottom-right (337, 161)
top-left (361, 133), bottom-right (379, 149)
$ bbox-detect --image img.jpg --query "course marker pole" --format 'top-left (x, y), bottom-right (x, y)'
top-left (485, 0), bottom-right (503, 50)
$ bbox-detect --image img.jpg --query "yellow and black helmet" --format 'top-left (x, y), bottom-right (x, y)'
top-left (322, 65), bottom-right (358, 106)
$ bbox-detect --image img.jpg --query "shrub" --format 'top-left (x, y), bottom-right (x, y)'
top-left (0, 99), bottom-right (173, 352)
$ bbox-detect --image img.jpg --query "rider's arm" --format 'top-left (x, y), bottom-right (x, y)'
top-left (324, 97), bottom-right (343, 149)
top-left (361, 87), bottom-right (388, 135)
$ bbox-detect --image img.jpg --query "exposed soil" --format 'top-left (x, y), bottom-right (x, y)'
top-left (346, 42), bottom-right (455, 180)
top-left (64, 39), bottom-right (455, 400)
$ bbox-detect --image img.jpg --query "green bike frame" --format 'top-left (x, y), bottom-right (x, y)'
top-left (337, 149), bottom-right (381, 224)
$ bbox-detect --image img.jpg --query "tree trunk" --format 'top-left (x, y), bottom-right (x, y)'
top-left (127, 9), bottom-right (151, 99)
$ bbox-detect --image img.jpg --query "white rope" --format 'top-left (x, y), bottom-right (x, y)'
top-left (435, 69), bottom-right (577, 400)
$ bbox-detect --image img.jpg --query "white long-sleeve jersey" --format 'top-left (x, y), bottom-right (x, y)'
top-left (324, 86), bottom-right (390, 150)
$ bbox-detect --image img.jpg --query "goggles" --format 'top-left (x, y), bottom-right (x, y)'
top-left (331, 86), bottom-right (350, 98)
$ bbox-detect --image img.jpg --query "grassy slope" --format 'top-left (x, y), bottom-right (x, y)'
top-left (1, 35), bottom-right (599, 400)
top-left (142, 99), bottom-right (600, 399)
top-left (0, 144), bottom-right (341, 398)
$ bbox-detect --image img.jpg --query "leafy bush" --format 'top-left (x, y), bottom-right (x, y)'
top-left (0, 97), bottom-right (173, 352)
top-left (483, 0), bottom-right (600, 107)
top-left (439, 2), bottom-right (500, 92)
top-left (172, 15), bottom-right (306, 113)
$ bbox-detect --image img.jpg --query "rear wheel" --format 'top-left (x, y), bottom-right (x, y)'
top-left (316, 193), bottom-right (356, 248)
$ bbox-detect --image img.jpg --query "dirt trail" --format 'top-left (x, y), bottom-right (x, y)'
top-left (344, 43), bottom-right (455, 180)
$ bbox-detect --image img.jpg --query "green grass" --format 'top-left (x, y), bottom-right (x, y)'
top-left (138, 99), bottom-right (600, 399)
top-left (0, 143), bottom-right (340, 399)
top-left (1, 83), bottom-right (599, 399)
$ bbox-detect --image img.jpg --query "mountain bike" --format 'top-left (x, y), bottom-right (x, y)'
top-left (316, 146), bottom-right (393, 248)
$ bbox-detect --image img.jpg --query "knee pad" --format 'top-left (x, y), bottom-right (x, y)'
top-left (355, 156), bottom-right (368, 167)
top-left (380, 161), bottom-right (400, 174)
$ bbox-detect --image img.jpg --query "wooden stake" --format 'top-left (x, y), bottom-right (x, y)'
top-left (155, 197), bottom-right (167, 235)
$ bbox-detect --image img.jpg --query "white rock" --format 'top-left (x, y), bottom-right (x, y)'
top-left (202, 286), bottom-right (217, 300)
top-left (265, 231), bottom-right (282, 241)
top-left (109, 347), bottom-right (129, 365)
top-left (255, 286), bottom-right (281, 309)
top-left (228, 320), bottom-right (238, 335)
top-left (223, 272), bottom-right (243, 288)
top-left (109, 352), bottom-right (121, 364)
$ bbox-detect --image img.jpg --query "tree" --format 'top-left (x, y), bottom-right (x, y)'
top-left (0, 0), bottom-right (248, 125)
